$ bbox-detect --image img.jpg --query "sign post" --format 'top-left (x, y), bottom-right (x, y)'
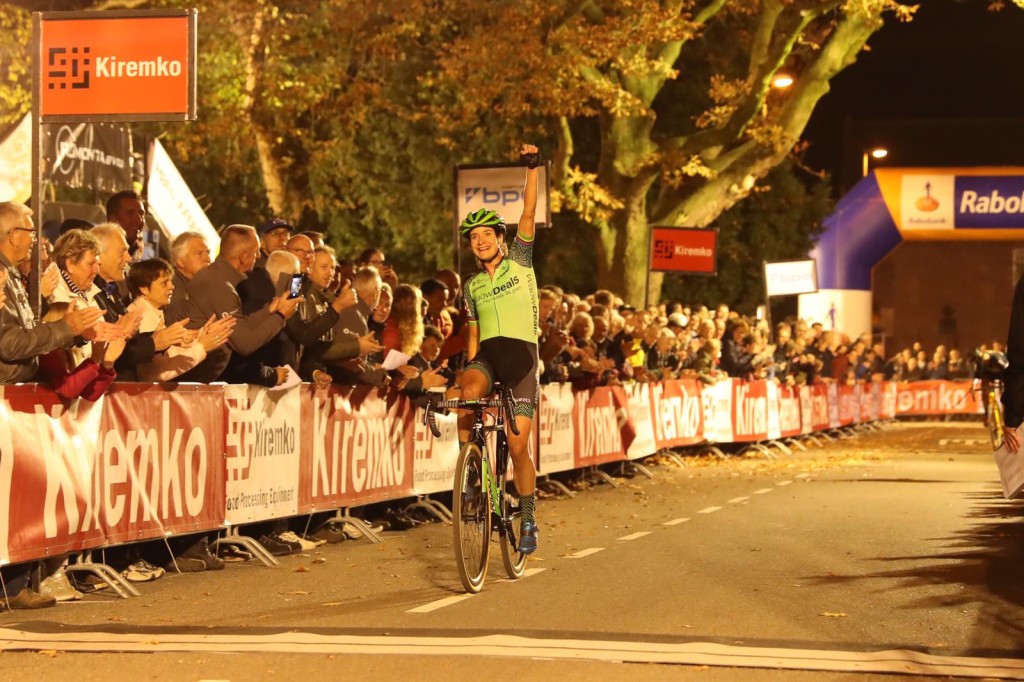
top-left (30, 8), bottom-right (197, 312)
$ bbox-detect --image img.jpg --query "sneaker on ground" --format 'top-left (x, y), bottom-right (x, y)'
top-left (311, 525), bottom-right (347, 544)
top-left (69, 572), bottom-right (108, 593)
top-left (302, 534), bottom-right (327, 547)
top-left (181, 537), bottom-right (225, 571)
top-left (270, 532), bottom-right (303, 552)
top-left (341, 523), bottom-right (382, 540)
top-left (277, 531), bottom-right (318, 551)
top-left (138, 559), bottom-right (166, 579)
top-left (0, 587), bottom-right (56, 610)
top-left (519, 520), bottom-right (539, 555)
top-left (39, 569), bottom-right (83, 602)
top-left (122, 560), bottom-right (163, 582)
top-left (258, 534), bottom-right (295, 556)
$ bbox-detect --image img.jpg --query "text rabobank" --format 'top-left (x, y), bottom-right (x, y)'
top-left (955, 176), bottom-right (1024, 229)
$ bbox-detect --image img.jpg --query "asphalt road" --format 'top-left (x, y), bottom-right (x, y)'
top-left (2, 421), bottom-right (1024, 681)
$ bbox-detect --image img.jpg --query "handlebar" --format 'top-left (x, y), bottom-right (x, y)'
top-left (423, 387), bottom-right (522, 438)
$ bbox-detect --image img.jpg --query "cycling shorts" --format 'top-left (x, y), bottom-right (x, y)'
top-left (464, 337), bottom-right (539, 419)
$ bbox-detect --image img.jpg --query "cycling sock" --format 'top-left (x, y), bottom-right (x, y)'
top-left (519, 493), bottom-right (536, 524)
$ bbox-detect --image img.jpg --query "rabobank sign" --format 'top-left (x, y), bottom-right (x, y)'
top-left (955, 176), bottom-right (1024, 228)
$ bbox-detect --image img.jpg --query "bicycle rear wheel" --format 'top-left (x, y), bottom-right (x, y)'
top-left (498, 474), bottom-right (528, 579)
top-left (453, 443), bottom-right (490, 593)
top-left (987, 391), bottom-right (1005, 450)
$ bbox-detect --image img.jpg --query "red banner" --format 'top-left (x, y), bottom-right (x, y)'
top-left (893, 380), bottom-right (981, 416)
top-left (573, 387), bottom-right (634, 467)
top-left (809, 384), bottom-right (831, 432)
top-left (41, 12), bottom-right (195, 120)
top-left (1, 378), bottom-right (978, 566)
top-left (650, 379), bottom-right (704, 449)
top-left (0, 384), bottom-right (224, 562)
top-left (99, 385), bottom-right (225, 544)
top-left (300, 386), bottom-right (414, 512)
top-left (649, 227), bottom-right (717, 274)
top-left (0, 388), bottom-right (107, 563)
top-left (732, 379), bottom-right (769, 442)
top-left (778, 385), bottom-right (802, 438)
top-left (837, 385), bottom-right (858, 426)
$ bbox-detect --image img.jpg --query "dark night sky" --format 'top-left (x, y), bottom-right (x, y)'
top-left (802, 0), bottom-right (1024, 193)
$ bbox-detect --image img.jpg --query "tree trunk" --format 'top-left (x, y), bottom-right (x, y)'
top-left (595, 189), bottom-right (658, 308)
top-left (239, 6), bottom-right (296, 219)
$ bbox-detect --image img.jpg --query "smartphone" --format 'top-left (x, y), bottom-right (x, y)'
top-left (289, 274), bottom-right (304, 298)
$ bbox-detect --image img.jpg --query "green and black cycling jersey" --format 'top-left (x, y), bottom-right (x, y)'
top-left (464, 232), bottom-right (539, 345)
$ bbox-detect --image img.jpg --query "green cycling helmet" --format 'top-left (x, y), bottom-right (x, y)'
top-left (460, 208), bottom-right (506, 239)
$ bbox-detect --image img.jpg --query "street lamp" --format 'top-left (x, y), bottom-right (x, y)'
top-left (862, 147), bottom-right (888, 176)
top-left (771, 74), bottom-right (794, 89)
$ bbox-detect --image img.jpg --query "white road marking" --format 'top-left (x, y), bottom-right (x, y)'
top-left (697, 506), bottom-right (722, 514)
top-left (939, 439), bottom-right (949, 446)
top-left (6, 628), bottom-right (1024, 679)
top-left (618, 532), bottom-right (652, 542)
top-left (728, 497), bottom-right (749, 504)
top-left (777, 480), bottom-right (793, 486)
top-left (496, 567), bottom-right (546, 583)
top-left (753, 488), bottom-right (773, 495)
top-left (406, 594), bottom-right (474, 613)
top-left (662, 518), bottom-right (690, 526)
top-left (795, 473), bottom-right (811, 479)
top-left (566, 547), bottom-right (605, 559)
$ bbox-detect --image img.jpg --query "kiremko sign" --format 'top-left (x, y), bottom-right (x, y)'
top-left (37, 10), bottom-right (197, 121)
top-left (649, 227), bottom-right (717, 275)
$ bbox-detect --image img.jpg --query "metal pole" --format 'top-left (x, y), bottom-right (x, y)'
top-left (31, 13), bottom-right (42, 318)
top-left (644, 226), bottom-right (652, 310)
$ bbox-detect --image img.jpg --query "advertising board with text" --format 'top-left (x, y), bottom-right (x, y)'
top-left (38, 10), bottom-right (196, 121)
top-left (649, 227), bottom-right (717, 275)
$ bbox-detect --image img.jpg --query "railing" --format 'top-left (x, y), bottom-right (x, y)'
top-left (0, 378), bottom-right (982, 566)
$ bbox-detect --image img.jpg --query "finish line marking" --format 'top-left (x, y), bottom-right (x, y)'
top-left (618, 532), bottom-right (651, 542)
top-left (697, 506), bottom-right (722, 514)
top-left (3, 629), bottom-right (1024, 679)
top-left (566, 548), bottom-right (604, 559)
top-left (662, 518), bottom-right (690, 526)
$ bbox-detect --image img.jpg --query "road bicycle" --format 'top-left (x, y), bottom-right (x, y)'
top-left (424, 383), bottom-right (528, 593)
top-left (973, 349), bottom-right (1008, 450)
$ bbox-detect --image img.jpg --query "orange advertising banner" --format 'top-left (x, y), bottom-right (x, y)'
top-left (39, 11), bottom-right (195, 120)
top-left (649, 227), bottom-right (717, 275)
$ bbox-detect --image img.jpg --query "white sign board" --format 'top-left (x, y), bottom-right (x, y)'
top-left (764, 259), bottom-right (818, 297)
top-left (455, 164), bottom-right (551, 229)
top-left (146, 139), bottom-right (220, 253)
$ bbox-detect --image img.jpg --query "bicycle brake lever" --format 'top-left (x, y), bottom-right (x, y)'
top-left (504, 389), bottom-right (520, 436)
top-left (425, 403), bottom-right (442, 438)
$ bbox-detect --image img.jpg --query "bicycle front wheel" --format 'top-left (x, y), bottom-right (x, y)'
top-left (452, 443), bottom-right (490, 593)
top-left (498, 474), bottom-right (528, 579)
top-left (987, 392), bottom-right (1005, 450)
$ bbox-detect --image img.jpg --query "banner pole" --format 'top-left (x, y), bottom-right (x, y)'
top-left (644, 225), bottom-right (652, 310)
top-left (31, 13), bottom-right (43, 318)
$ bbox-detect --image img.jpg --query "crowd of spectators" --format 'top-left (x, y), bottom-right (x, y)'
top-left (0, 192), bottom-right (996, 610)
